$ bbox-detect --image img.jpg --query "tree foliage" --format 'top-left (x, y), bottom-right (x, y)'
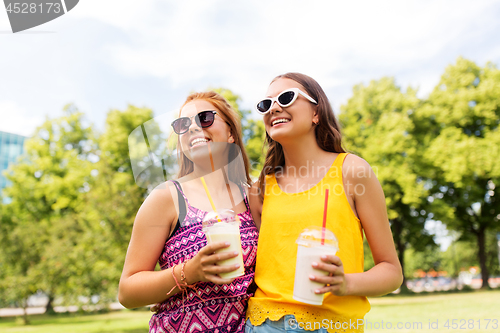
top-left (0, 105), bottom-right (94, 319)
top-left (417, 57), bottom-right (500, 288)
top-left (404, 246), bottom-right (443, 278)
top-left (340, 77), bottom-right (436, 287)
top-left (0, 104), bottom-right (155, 319)
top-left (79, 105), bottom-right (154, 301)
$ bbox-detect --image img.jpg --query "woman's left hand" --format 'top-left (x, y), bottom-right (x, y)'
top-left (310, 255), bottom-right (348, 296)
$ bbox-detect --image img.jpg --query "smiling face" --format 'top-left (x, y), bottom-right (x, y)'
top-left (178, 99), bottom-right (234, 163)
top-left (263, 78), bottom-right (319, 143)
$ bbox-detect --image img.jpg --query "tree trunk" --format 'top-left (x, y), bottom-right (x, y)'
top-left (45, 294), bottom-right (55, 315)
top-left (393, 219), bottom-right (407, 292)
top-left (21, 299), bottom-right (30, 325)
top-left (397, 237), bottom-right (407, 292)
top-left (477, 227), bottom-right (490, 289)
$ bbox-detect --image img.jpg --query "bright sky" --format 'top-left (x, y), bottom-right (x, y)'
top-left (2, 0), bottom-right (500, 249)
top-left (1, 0), bottom-right (500, 138)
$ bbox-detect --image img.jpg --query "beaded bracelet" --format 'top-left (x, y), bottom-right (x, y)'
top-left (164, 259), bottom-right (205, 308)
top-left (165, 264), bottom-right (182, 296)
top-left (153, 260), bottom-right (201, 314)
top-left (180, 261), bottom-right (187, 284)
top-left (180, 259), bottom-right (205, 303)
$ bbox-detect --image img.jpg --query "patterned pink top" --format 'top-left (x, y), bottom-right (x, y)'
top-left (149, 181), bottom-right (259, 333)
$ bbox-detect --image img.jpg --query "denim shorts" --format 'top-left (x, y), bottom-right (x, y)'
top-left (245, 315), bottom-right (328, 333)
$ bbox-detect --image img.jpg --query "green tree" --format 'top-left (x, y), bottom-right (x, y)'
top-left (417, 57), bottom-right (500, 288)
top-left (441, 232), bottom-right (499, 279)
top-left (80, 105), bottom-right (154, 302)
top-left (363, 238), bottom-right (375, 271)
top-left (1, 105), bottom-right (94, 321)
top-left (340, 77), bottom-right (436, 290)
top-left (0, 204), bottom-right (5, 307)
top-left (0, 202), bottom-right (37, 323)
top-left (442, 239), bottom-right (479, 278)
top-left (404, 246), bottom-right (443, 278)
top-left (244, 119), bottom-right (266, 178)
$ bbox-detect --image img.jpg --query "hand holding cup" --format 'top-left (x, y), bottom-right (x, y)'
top-left (187, 240), bottom-right (241, 285)
top-left (310, 254), bottom-right (347, 296)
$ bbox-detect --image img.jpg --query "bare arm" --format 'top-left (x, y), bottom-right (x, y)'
top-left (248, 182), bottom-right (263, 231)
top-left (118, 184), bottom-right (240, 309)
top-left (312, 155), bottom-right (403, 297)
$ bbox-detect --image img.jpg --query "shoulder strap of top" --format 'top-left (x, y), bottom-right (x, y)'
top-left (168, 180), bottom-right (186, 238)
top-left (264, 173), bottom-right (277, 188)
top-left (322, 153), bottom-right (349, 186)
top-left (237, 183), bottom-right (250, 210)
top-left (333, 152), bottom-right (348, 169)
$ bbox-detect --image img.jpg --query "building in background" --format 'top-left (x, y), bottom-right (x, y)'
top-left (0, 131), bottom-right (27, 196)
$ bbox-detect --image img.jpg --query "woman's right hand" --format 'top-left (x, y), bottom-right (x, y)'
top-left (185, 241), bottom-right (240, 285)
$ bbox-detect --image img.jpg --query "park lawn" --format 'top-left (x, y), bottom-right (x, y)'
top-left (0, 290), bottom-right (499, 333)
top-left (365, 289), bottom-right (500, 333)
top-left (0, 309), bottom-right (152, 333)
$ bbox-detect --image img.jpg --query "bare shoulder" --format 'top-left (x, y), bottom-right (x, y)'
top-left (343, 154), bottom-right (376, 185)
top-left (135, 182), bottom-right (178, 228)
top-left (144, 182), bottom-right (175, 207)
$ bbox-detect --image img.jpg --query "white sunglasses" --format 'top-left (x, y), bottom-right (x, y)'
top-left (255, 88), bottom-right (318, 114)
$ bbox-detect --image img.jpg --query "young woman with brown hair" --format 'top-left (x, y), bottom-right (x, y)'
top-left (246, 73), bottom-right (402, 333)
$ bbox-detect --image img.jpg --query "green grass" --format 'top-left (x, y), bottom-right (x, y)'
top-left (0, 309), bottom-right (152, 333)
top-left (0, 291), bottom-right (499, 333)
top-left (365, 289), bottom-right (500, 332)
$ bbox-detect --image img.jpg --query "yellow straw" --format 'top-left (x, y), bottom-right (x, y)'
top-left (200, 176), bottom-right (221, 222)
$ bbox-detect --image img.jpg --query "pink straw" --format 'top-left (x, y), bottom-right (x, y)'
top-left (322, 189), bottom-right (329, 245)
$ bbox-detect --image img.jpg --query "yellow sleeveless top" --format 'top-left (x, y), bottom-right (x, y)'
top-left (247, 153), bottom-right (370, 333)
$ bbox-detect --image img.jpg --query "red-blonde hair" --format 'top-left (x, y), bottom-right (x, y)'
top-left (176, 91), bottom-right (252, 186)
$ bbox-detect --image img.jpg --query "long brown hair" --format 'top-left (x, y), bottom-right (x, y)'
top-left (176, 91), bottom-right (252, 186)
top-left (257, 73), bottom-right (346, 199)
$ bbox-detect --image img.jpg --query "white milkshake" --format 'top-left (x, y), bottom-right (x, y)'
top-left (293, 227), bottom-right (338, 305)
top-left (203, 211), bottom-right (245, 279)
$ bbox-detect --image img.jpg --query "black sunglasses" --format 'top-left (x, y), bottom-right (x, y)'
top-left (171, 110), bottom-right (218, 135)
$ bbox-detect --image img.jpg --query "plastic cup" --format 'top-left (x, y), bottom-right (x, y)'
top-left (202, 210), bottom-right (245, 279)
top-left (293, 226), bottom-right (338, 305)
